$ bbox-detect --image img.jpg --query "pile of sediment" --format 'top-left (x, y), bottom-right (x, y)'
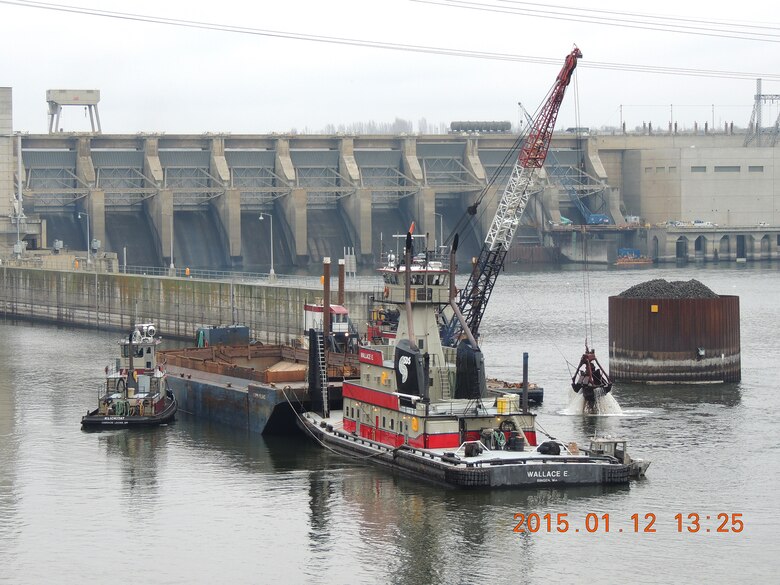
top-left (617, 278), bottom-right (719, 299)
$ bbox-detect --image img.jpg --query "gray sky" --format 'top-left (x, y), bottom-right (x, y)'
top-left (1, 0), bottom-right (778, 134)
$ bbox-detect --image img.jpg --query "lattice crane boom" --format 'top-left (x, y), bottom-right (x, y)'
top-left (444, 47), bottom-right (582, 346)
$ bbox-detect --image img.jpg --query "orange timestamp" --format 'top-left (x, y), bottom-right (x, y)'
top-left (512, 512), bottom-right (744, 534)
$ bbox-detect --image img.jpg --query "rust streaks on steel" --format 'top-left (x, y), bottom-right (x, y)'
top-left (608, 295), bottom-right (741, 383)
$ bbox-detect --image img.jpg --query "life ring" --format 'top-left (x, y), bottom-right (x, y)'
top-left (383, 286), bottom-right (389, 298)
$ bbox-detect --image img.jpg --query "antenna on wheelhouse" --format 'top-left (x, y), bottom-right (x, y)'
top-left (127, 329), bottom-right (138, 392)
top-left (403, 229), bottom-right (417, 348)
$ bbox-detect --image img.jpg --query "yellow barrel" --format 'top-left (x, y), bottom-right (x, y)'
top-left (497, 396), bottom-right (509, 414)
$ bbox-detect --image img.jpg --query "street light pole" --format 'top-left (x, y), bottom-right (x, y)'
top-left (259, 213), bottom-right (275, 279)
top-left (16, 133), bottom-right (22, 254)
top-left (434, 212), bottom-right (444, 255)
top-left (78, 211), bottom-right (91, 264)
top-left (4, 131), bottom-right (26, 258)
top-left (169, 212), bottom-right (175, 271)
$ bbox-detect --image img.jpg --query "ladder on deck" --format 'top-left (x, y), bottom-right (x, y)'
top-left (438, 367), bottom-right (452, 400)
top-left (316, 331), bottom-right (330, 418)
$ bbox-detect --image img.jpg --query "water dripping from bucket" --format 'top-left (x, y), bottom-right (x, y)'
top-left (562, 387), bottom-right (624, 416)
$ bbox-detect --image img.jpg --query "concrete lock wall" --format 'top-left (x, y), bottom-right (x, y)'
top-left (0, 267), bottom-right (375, 343)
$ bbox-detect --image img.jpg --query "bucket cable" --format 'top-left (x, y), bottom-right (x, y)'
top-left (572, 71), bottom-right (595, 348)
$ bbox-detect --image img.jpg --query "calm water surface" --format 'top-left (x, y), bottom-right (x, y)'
top-left (1, 264), bottom-right (779, 584)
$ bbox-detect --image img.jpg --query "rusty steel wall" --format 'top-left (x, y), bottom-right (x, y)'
top-left (608, 295), bottom-right (741, 382)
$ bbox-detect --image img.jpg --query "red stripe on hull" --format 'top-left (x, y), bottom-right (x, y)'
top-left (524, 431), bottom-right (538, 447)
top-left (339, 415), bottom-right (537, 449)
top-left (343, 382), bottom-right (400, 410)
top-left (407, 432), bottom-right (461, 450)
top-left (377, 428), bottom-right (404, 447)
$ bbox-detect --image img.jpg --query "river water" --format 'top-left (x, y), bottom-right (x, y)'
top-left (1, 264), bottom-right (778, 584)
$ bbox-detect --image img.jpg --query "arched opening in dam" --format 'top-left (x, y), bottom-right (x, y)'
top-left (675, 236), bottom-right (689, 260)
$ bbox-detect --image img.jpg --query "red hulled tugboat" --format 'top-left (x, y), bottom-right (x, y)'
top-left (298, 233), bottom-right (648, 488)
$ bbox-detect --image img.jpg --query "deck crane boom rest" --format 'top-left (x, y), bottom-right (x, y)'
top-left (442, 46), bottom-right (582, 346)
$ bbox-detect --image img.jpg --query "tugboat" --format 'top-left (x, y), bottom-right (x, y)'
top-left (81, 323), bottom-right (176, 428)
top-left (298, 233), bottom-right (649, 488)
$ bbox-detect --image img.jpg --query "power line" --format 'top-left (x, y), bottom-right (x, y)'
top-left (1, 0), bottom-right (779, 81)
top-left (416, 0), bottom-right (780, 43)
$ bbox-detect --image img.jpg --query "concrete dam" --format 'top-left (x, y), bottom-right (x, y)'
top-left (3, 87), bottom-right (780, 268)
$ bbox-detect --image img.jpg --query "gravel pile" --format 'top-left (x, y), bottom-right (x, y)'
top-left (617, 278), bottom-right (719, 299)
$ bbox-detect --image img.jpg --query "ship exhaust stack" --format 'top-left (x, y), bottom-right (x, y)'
top-left (522, 352), bottom-right (529, 414)
top-left (337, 258), bottom-right (345, 306)
top-left (448, 234), bottom-right (486, 399)
top-left (323, 258), bottom-right (331, 343)
top-left (127, 329), bottom-right (138, 393)
top-left (403, 232), bottom-right (417, 347)
top-left (394, 339), bottom-right (428, 400)
top-left (394, 230), bottom-right (429, 401)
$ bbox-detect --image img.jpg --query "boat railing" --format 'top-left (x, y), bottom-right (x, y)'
top-left (426, 398), bottom-right (492, 417)
top-left (117, 265), bottom-right (384, 291)
top-left (95, 382), bottom-right (110, 400)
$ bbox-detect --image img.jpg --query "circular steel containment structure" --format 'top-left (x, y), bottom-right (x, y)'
top-left (608, 296), bottom-right (740, 383)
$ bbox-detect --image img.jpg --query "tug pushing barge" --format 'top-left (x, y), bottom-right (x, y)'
top-left (298, 234), bottom-right (649, 488)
